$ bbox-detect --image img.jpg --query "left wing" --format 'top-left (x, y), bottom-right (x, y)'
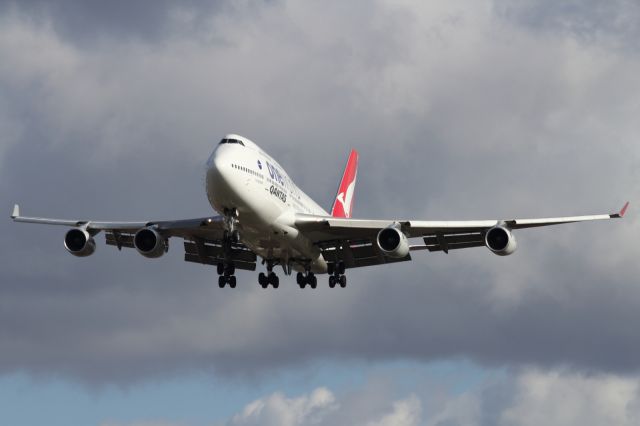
top-left (10, 204), bottom-right (257, 271)
top-left (295, 202), bottom-right (629, 268)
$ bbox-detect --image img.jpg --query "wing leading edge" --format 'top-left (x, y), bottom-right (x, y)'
top-left (295, 202), bottom-right (629, 267)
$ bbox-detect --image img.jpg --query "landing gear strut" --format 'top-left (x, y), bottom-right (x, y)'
top-left (328, 261), bottom-right (347, 288)
top-left (259, 260), bottom-right (279, 288)
top-left (217, 208), bottom-right (240, 289)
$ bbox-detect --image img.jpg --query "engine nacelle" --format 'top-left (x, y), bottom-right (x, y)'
top-left (485, 225), bottom-right (517, 256)
top-left (64, 228), bottom-right (96, 257)
top-left (377, 225), bottom-right (410, 258)
top-left (134, 228), bottom-right (167, 258)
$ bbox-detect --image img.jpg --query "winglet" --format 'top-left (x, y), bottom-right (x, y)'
top-left (611, 201), bottom-right (629, 218)
top-left (619, 201), bottom-right (630, 218)
top-left (11, 204), bottom-right (20, 219)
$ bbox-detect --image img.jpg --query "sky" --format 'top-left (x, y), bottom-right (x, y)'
top-left (1, 0), bottom-right (639, 425)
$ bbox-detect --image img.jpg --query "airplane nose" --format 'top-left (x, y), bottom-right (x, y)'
top-left (206, 147), bottom-right (237, 203)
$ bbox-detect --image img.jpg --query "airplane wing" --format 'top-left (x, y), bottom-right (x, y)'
top-left (10, 204), bottom-right (258, 271)
top-left (295, 202), bottom-right (629, 269)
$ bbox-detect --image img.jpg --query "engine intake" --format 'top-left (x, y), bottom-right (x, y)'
top-left (134, 228), bottom-right (167, 258)
top-left (377, 226), bottom-right (410, 258)
top-left (64, 228), bottom-right (96, 257)
top-left (485, 225), bottom-right (517, 256)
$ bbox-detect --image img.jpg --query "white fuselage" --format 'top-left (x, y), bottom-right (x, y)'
top-left (205, 135), bottom-right (329, 273)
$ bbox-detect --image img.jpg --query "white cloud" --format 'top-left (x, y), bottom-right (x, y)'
top-left (222, 369), bottom-right (640, 426)
top-left (367, 394), bottom-right (422, 426)
top-left (501, 370), bottom-right (640, 426)
top-left (228, 387), bottom-right (337, 426)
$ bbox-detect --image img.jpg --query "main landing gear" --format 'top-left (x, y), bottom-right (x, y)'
top-left (296, 271), bottom-right (317, 289)
top-left (328, 261), bottom-right (347, 288)
top-left (217, 262), bottom-right (236, 288)
top-left (258, 261), bottom-right (279, 288)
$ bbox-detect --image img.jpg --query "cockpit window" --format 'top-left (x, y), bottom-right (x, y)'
top-left (219, 138), bottom-right (245, 146)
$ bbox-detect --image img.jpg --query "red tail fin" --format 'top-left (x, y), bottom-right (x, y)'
top-left (331, 149), bottom-right (359, 218)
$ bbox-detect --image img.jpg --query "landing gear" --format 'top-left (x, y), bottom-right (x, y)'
top-left (258, 272), bottom-right (279, 288)
top-left (259, 261), bottom-right (279, 288)
top-left (217, 208), bottom-right (240, 289)
top-left (218, 269), bottom-right (237, 288)
top-left (328, 261), bottom-right (347, 288)
top-left (297, 271), bottom-right (317, 289)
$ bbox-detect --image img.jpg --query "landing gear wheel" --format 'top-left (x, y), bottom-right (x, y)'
top-left (268, 272), bottom-right (279, 288)
top-left (338, 261), bottom-right (346, 275)
top-left (225, 263), bottom-right (235, 276)
top-left (229, 276), bottom-right (237, 288)
top-left (258, 272), bottom-right (268, 288)
top-left (296, 272), bottom-right (305, 287)
top-left (218, 275), bottom-right (226, 288)
top-left (329, 275), bottom-right (336, 288)
top-left (310, 274), bottom-right (317, 289)
top-left (217, 263), bottom-right (225, 275)
top-left (339, 275), bottom-right (347, 288)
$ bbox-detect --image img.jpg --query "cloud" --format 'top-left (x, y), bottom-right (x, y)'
top-left (0, 0), bottom-right (228, 45)
top-left (228, 387), bottom-right (337, 426)
top-left (494, 0), bottom-right (640, 50)
top-left (219, 369), bottom-right (640, 426)
top-left (367, 395), bottom-right (422, 426)
top-left (0, 0), bottom-right (639, 384)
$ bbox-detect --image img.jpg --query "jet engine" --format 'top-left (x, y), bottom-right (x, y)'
top-left (377, 225), bottom-right (410, 258)
top-left (485, 225), bottom-right (517, 256)
top-left (134, 228), bottom-right (167, 258)
top-left (64, 228), bottom-right (96, 257)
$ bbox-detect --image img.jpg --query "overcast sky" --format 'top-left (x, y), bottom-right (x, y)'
top-left (1, 0), bottom-right (639, 425)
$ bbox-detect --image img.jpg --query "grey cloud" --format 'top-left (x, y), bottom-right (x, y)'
top-left (1, 0), bottom-right (640, 384)
top-left (494, 0), bottom-right (640, 51)
top-left (0, 0), bottom-right (230, 44)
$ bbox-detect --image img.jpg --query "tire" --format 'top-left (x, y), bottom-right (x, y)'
top-left (327, 263), bottom-right (335, 275)
top-left (339, 275), bottom-right (347, 288)
top-left (338, 262), bottom-right (346, 275)
top-left (310, 275), bottom-right (317, 289)
top-left (218, 275), bottom-right (226, 288)
top-left (273, 278), bottom-right (280, 289)
top-left (226, 263), bottom-right (235, 276)
top-left (296, 272), bottom-right (304, 285)
top-left (217, 263), bottom-right (225, 275)
top-left (329, 275), bottom-right (336, 288)
top-left (229, 276), bottom-right (237, 288)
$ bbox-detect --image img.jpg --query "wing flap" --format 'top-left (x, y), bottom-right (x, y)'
top-left (321, 241), bottom-right (411, 269)
top-left (184, 254), bottom-right (256, 271)
top-left (105, 232), bottom-right (135, 249)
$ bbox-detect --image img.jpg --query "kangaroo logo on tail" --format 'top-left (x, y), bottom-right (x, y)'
top-left (331, 150), bottom-right (359, 219)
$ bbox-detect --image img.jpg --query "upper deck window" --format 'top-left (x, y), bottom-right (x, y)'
top-left (219, 138), bottom-right (245, 146)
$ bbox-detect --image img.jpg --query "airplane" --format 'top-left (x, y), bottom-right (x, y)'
top-left (11, 134), bottom-right (629, 289)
